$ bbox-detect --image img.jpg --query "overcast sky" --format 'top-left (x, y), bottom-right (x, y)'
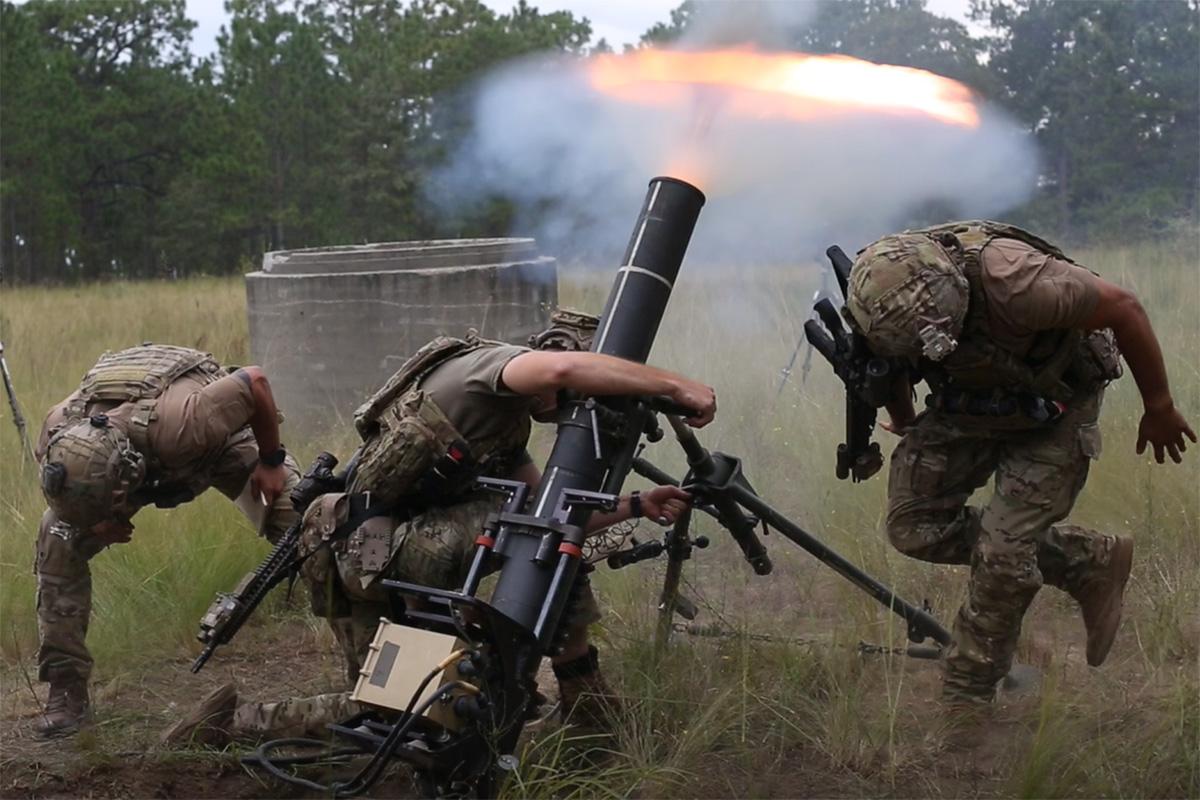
top-left (184, 0), bottom-right (980, 58)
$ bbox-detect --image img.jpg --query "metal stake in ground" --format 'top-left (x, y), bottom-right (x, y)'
top-left (0, 340), bottom-right (34, 463)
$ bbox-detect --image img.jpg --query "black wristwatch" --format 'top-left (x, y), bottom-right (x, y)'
top-left (259, 446), bottom-right (287, 467)
top-left (629, 490), bottom-right (643, 518)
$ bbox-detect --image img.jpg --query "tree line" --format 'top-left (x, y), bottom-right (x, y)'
top-left (1, 0), bottom-right (1196, 284)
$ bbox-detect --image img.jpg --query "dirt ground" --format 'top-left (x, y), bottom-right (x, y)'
top-left (1, 601), bottom-right (1191, 799)
top-left (0, 617), bottom-right (421, 799)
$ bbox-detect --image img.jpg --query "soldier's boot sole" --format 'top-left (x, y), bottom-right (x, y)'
top-left (1076, 536), bottom-right (1134, 667)
top-left (161, 682), bottom-right (237, 748)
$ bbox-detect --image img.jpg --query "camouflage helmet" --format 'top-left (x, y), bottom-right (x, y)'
top-left (845, 233), bottom-right (970, 361)
top-left (528, 309), bottom-right (599, 352)
top-left (40, 415), bottom-right (146, 528)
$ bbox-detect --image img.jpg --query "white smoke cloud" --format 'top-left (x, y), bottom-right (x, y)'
top-left (428, 3), bottom-right (1038, 268)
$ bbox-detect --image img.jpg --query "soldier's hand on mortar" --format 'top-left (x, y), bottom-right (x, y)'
top-left (251, 462), bottom-right (288, 507)
top-left (641, 485), bottom-right (692, 525)
top-left (1137, 402), bottom-right (1196, 464)
top-left (672, 380), bottom-right (717, 427)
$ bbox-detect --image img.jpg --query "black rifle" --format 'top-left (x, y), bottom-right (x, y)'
top-left (803, 245), bottom-right (895, 482)
top-left (191, 451), bottom-right (342, 673)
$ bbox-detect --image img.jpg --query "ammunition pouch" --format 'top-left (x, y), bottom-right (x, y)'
top-left (298, 494), bottom-right (348, 597)
top-left (1067, 328), bottom-right (1123, 389)
top-left (349, 389), bottom-right (474, 506)
top-left (299, 491), bottom-right (413, 615)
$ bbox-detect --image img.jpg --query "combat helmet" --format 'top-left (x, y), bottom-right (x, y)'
top-left (40, 415), bottom-right (146, 528)
top-left (845, 233), bottom-right (970, 361)
top-left (528, 309), bottom-right (600, 353)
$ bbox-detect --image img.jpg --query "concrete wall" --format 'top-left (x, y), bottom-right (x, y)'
top-left (245, 238), bottom-right (557, 431)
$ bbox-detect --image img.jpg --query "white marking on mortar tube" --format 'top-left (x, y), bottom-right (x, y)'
top-left (617, 265), bottom-right (673, 290)
top-left (596, 181), bottom-right (662, 352)
top-left (534, 466), bottom-right (561, 516)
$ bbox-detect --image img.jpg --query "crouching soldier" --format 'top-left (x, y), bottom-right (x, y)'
top-left (164, 311), bottom-right (716, 745)
top-left (34, 344), bottom-right (300, 737)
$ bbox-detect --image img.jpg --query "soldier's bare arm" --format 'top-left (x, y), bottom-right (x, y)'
top-left (234, 366), bottom-right (289, 503)
top-left (501, 351), bottom-right (717, 426)
top-left (1080, 278), bottom-right (1196, 463)
top-left (508, 461), bottom-right (692, 531)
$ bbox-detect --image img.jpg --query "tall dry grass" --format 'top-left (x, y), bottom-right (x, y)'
top-left (1, 234), bottom-right (1197, 796)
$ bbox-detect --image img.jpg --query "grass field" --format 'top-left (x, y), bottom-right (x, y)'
top-left (1, 234), bottom-right (1197, 798)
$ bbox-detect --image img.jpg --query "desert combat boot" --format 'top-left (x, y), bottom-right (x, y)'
top-left (1072, 536), bottom-right (1135, 666)
top-left (34, 678), bottom-right (91, 738)
top-left (161, 682), bottom-right (237, 748)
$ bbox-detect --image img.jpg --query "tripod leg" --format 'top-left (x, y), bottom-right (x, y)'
top-left (655, 506), bottom-right (692, 652)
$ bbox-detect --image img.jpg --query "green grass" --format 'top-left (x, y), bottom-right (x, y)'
top-left (1, 233), bottom-right (1198, 797)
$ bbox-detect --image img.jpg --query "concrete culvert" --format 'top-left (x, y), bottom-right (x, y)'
top-left (245, 238), bottom-right (557, 431)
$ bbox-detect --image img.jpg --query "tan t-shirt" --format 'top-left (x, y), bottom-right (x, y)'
top-left (418, 344), bottom-right (534, 469)
top-left (38, 370), bottom-right (258, 496)
top-left (980, 238), bottom-right (1100, 357)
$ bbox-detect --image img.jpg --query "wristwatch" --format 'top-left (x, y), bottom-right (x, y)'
top-left (258, 446), bottom-right (287, 467)
top-left (629, 490), bottom-right (643, 518)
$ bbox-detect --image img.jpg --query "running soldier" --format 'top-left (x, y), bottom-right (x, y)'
top-left (844, 221), bottom-right (1194, 706)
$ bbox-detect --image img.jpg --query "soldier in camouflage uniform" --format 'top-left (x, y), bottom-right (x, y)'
top-left (845, 221), bottom-right (1195, 706)
top-left (164, 311), bottom-right (717, 745)
top-left (33, 345), bottom-right (301, 737)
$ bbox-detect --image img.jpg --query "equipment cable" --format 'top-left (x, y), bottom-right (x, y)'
top-left (246, 650), bottom-right (472, 797)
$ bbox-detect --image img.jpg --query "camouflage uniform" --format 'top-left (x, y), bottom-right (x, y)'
top-left (35, 346), bottom-right (301, 688)
top-left (887, 392), bottom-right (1114, 699)
top-left (849, 222), bottom-right (1126, 703)
top-left (220, 325), bottom-right (606, 740)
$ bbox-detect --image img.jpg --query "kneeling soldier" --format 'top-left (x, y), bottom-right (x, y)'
top-left (34, 344), bottom-right (299, 737)
top-left (165, 311), bottom-right (716, 745)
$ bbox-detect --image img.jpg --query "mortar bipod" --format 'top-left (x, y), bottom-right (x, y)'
top-left (630, 418), bottom-right (953, 652)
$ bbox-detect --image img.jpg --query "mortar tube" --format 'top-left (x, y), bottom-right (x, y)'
top-left (488, 177), bottom-right (706, 636)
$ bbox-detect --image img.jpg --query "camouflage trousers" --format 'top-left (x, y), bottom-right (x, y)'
top-left (231, 691), bottom-right (362, 740)
top-left (314, 496), bottom-right (602, 680)
top-left (236, 496), bottom-right (606, 739)
top-left (886, 390), bottom-right (1116, 702)
top-left (33, 459), bottom-right (301, 685)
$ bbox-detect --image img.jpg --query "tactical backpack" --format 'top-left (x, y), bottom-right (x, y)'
top-left (348, 333), bottom-right (520, 506)
top-left (59, 345), bottom-right (225, 465)
top-left (906, 220), bottom-right (1122, 400)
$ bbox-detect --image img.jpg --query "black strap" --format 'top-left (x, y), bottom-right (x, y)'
top-left (551, 645), bottom-right (599, 680)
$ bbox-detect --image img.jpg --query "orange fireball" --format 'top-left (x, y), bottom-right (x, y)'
top-left (589, 48), bottom-right (980, 129)
top-left (585, 47), bottom-right (981, 189)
